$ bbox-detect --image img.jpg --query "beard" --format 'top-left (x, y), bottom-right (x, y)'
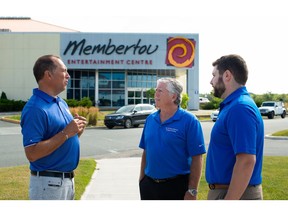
top-left (212, 77), bottom-right (226, 98)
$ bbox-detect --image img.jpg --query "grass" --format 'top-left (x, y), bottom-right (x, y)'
top-left (271, 129), bottom-right (288, 136)
top-left (198, 155), bottom-right (288, 200)
top-left (0, 159), bottom-right (96, 200)
top-left (6, 115), bottom-right (21, 121)
top-left (0, 156), bottom-right (287, 200)
top-left (262, 156), bottom-right (288, 200)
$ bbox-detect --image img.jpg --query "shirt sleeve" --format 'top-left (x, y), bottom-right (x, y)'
top-left (226, 104), bottom-right (258, 155)
top-left (21, 107), bottom-right (47, 147)
top-left (187, 114), bottom-right (206, 156)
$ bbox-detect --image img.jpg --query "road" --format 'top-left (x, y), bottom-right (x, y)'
top-left (0, 116), bottom-right (287, 167)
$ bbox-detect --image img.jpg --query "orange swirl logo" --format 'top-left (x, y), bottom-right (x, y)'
top-left (166, 37), bottom-right (196, 68)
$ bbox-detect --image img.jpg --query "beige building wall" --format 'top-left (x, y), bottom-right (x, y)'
top-left (175, 69), bottom-right (187, 93)
top-left (0, 33), bottom-right (66, 101)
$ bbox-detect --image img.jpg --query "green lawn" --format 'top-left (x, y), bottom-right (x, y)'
top-left (0, 156), bottom-right (287, 200)
top-left (0, 159), bottom-right (96, 200)
top-left (271, 129), bottom-right (288, 136)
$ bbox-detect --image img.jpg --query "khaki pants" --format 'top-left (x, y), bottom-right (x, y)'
top-left (208, 184), bottom-right (263, 200)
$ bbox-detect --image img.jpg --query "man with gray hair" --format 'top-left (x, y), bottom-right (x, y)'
top-left (138, 77), bottom-right (206, 200)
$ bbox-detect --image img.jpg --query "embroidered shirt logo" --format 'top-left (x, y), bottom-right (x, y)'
top-left (165, 127), bottom-right (178, 133)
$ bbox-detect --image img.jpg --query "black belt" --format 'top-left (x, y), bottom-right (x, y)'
top-left (31, 170), bottom-right (74, 179)
top-left (146, 174), bottom-right (187, 183)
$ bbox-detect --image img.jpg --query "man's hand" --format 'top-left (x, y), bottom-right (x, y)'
top-left (64, 114), bottom-right (87, 138)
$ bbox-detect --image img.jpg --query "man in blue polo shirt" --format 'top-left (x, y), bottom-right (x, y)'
top-left (206, 54), bottom-right (264, 200)
top-left (21, 55), bottom-right (87, 200)
top-left (139, 78), bottom-right (206, 200)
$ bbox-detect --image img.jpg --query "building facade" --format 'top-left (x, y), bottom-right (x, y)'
top-left (0, 32), bottom-right (200, 109)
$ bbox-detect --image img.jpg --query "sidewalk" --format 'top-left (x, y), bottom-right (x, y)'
top-left (81, 157), bottom-right (141, 200)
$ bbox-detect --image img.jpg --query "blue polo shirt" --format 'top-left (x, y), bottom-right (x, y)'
top-left (139, 107), bottom-right (206, 179)
top-left (21, 88), bottom-right (80, 172)
top-left (206, 87), bottom-right (264, 185)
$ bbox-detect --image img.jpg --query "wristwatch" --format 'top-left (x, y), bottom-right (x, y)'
top-left (188, 189), bottom-right (198, 196)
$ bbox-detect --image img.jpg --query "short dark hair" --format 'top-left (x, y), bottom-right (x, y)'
top-left (33, 55), bottom-right (60, 83)
top-left (212, 54), bottom-right (248, 85)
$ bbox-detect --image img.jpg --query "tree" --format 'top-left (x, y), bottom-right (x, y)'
top-left (181, 93), bottom-right (189, 109)
top-left (146, 88), bottom-right (156, 104)
top-left (146, 88), bottom-right (155, 99)
top-left (1, 91), bottom-right (7, 100)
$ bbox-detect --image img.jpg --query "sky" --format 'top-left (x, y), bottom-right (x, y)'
top-left (2, 0), bottom-right (288, 95)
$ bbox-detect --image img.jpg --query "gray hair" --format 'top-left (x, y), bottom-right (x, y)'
top-left (157, 77), bottom-right (183, 105)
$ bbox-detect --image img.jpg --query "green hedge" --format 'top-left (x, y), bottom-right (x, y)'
top-left (0, 99), bottom-right (26, 112)
top-left (0, 97), bottom-right (93, 112)
top-left (65, 97), bottom-right (93, 108)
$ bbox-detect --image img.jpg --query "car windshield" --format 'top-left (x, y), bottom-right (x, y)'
top-left (262, 102), bottom-right (275, 107)
top-left (115, 105), bottom-right (135, 113)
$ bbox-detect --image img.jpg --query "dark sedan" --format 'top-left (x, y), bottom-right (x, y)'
top-left (104, 104), bottom-right (157, 129)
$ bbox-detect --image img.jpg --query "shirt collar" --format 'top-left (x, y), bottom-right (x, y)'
top-left (33, 88), bottom-right (58, 103)
top-left (220, 86), bottom-right (249, 110)
top-left (154, 106), bottom-right (183, 124)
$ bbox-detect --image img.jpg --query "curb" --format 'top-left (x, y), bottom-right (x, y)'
top-left (265, 135), bottom-right (288, 140)
top-left (0, 117), bottom-right (20, 124)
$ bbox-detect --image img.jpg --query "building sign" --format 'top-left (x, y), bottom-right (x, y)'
top-left (60, 33), bottom-right (198, 70)
top-left (166, 37), bottom-right (196, 68)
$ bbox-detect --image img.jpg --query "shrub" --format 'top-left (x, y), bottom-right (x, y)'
top-left (87, 109), bottom-right (98, 126)
top-left (65, 99), bottom-right (79, 107)
top-left (181, 93), bottom-right (189, 109)
top-left (65, 97), bottom-right (93, 108)
top-left (69, 106), bottom-right (99, 126)
top-left (70, 107), bottom-right (89, 118)
top-left (79, 97), bottom-right (93, 108)
top-left (0, 99), bottom-right (26, 112)
top-left (200, 97), bottom-right (222, 110)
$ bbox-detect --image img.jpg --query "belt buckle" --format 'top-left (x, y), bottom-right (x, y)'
top-left (154, 179), bottom-right (161, 183)
top-left (209, 184), bottom-right (216, 190)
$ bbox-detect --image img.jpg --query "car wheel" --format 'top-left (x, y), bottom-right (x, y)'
top-left (268, 111), bottom-right (275, 119)
top-left (124, 119), bottom-right (132, 128)
top-left (281, 111), bottom-right (286, 119)
top-left (106, 125), bottom-right (114, 129)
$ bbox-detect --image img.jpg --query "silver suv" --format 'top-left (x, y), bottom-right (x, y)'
top-left (258, 101), bottom-right (286, 119)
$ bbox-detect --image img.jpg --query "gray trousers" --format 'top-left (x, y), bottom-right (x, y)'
top-left (208, 185), bottom-right (263, 200)
top-left (29, 175), bottom-right (75, 200)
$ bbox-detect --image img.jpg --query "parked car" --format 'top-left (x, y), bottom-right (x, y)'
top-left (258, 101), bottom-right (286, 119)
top-left (104, 104), bottom-right (157, 129)
top-left (199, 97), bottom-right (210, 104)
top-left (210, 109), bottom-right (219, 122)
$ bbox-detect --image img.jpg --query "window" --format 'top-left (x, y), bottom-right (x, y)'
top-left (127, 69), bottom-right (175, 105)
top-left (98, 70), bottom-right (125, 108)
top-left (67, 69), bottom-right (95, 103)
